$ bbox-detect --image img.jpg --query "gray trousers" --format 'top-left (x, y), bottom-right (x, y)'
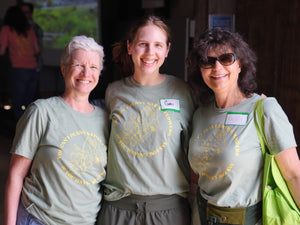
top-left (97, 194), bottom-right (191, 225)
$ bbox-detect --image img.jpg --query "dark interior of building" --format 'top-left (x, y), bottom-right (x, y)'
top-left (0, 0), bottom-right (299, 220)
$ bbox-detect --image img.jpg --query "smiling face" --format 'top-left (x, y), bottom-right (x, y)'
top-left (200, 47), bottom-right (242, 96)
top-left (127, 24), bottom-right (170, 77)
top-left (61, 48), bottom-right (101, 97)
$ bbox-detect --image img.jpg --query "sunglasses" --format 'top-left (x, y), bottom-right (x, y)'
top-left (199, 53), bottom-right (238, 69)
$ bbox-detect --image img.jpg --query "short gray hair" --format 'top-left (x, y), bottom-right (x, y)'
top-left (61, 35), bottom-right (104, 71)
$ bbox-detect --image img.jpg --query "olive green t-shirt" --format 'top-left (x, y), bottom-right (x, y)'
top-left (103, 75), bottom-right (195, 201)
top-left (11, 97), bottom-right (108, 225)
top-left (188, 94), bottom-right (297, 207)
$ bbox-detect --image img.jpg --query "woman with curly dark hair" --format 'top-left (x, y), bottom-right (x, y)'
top-left (0, 6), bottom-right (40, 121)
top-left (187, 28), bottom-right (300, 224)
top-left (187, 27), bottom-right (257, 105)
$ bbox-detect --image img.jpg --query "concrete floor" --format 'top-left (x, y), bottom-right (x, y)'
top-left (0, 109), bottom-right (16, 223)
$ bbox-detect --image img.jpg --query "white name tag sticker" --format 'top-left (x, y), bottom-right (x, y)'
top-left (225, 112), bottom-right (249, 126)
top-left (160, 99), bottom-right (180, 112)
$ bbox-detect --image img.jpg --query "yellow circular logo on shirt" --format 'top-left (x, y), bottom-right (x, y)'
top-left (113, 101), bottom-right (172, 157)
top-left (190, 124), bottom-right (239, 180)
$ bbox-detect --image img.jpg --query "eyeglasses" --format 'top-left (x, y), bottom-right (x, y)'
top-left (199, 53), bottom-right (238, 69)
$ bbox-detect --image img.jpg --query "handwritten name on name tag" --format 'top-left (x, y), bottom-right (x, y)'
top-left (160, 99), bottom-right (180, 112)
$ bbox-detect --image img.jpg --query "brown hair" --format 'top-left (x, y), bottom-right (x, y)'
top-left (112, 15), bottom-right (171, 77)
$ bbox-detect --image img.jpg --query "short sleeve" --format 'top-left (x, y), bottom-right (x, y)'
top-left (263, 97), bottom-right (297, 155)
top-left (10, 102), bottom-right (45, 159)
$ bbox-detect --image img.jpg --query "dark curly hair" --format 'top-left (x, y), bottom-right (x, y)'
top-left (186, 28), bottom-right (257, 105)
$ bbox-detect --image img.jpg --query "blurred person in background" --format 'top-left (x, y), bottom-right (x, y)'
top-left (0, 6), bottom-right (40, 121)
top-left (20, 2), bottom-right (44, 99)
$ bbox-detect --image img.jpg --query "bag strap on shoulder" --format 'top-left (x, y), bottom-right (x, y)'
top-left (254, 98), bottom-right (271, 156)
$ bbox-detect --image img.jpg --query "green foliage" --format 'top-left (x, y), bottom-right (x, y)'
top-left (33, 6), bottom-right (98, 49)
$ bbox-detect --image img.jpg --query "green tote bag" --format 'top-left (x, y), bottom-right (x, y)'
top-left (254, 98), bottom-right (300, 225)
